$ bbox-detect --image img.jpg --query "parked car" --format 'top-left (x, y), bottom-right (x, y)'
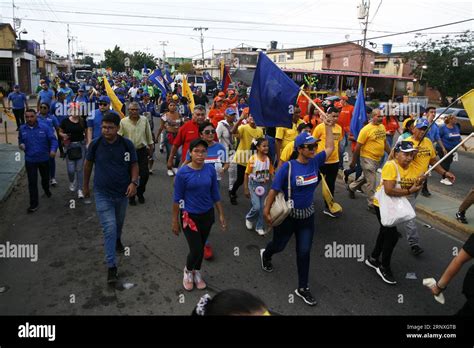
top-left (172, 74), bottom-right (206, 94)
top-left (435, 108), bottom-right (473, 134)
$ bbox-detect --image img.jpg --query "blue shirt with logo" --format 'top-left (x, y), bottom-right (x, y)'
top-left (18, 121), bottom-right (58, 163)
top-left (439, 124), bottom-right (462, 151)
top-left (38, 89), bottom-right (54, 106)
top-left (86, 109), bottom-right (107, 140)
top-left (7, 92), bottom-right (27, 109)
top-left (86, 136), bottom-right (137, 198)
top-left (271, 152), bottom-right (326, 209)
top-left (38, 113), bottom-right (59, 130)
top-left (59, 87), bottom-right (74, 103)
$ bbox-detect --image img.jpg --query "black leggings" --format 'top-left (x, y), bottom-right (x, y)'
top-left (230, 164), bottom-right (246, 195)
top-left (181, 208), bottom-right (215, 271)
top-left (319, 162), bottom-right (339, 208)
top-left (13, 108), bottom-right (25, 128)
top-left (371, 206), bottom-right (400, 269)
top-left (136, 147), bottom-right (149, 197)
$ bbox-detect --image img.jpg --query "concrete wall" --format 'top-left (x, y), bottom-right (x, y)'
top-left (0, 27), bottom-right (16, 50)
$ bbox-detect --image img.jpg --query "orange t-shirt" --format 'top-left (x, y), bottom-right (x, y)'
top-left (208, 108), bottom-right (225, 128)
top-left (338, 104), bottom-right (354, 133)
top-left (297, 95), bottom-right (309, 117)
top-left (382, 116), bottom-right (399, 135)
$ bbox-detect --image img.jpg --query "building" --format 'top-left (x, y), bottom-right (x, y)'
top-left (0, 23), bottom-right (41, 94)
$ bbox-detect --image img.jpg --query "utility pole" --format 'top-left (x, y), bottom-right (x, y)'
top-left (159, 41), bottom-right (168, 69)
top-left (42, 29), bottom-right (46, 53)
top-left (358, 0), bottom-right (370, 89)
top-left (193, 27), bottom-right (208, 65)
top-left (12, 0), bottom-right (16, 32)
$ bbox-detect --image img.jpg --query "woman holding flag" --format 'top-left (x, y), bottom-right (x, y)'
top-left (260, 112), bottom-right (335, 306)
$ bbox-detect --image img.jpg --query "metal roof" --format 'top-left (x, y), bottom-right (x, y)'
top-left (282, 68), bottom-right (413, 80)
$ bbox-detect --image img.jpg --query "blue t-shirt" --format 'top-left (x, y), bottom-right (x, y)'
top-left (271, 152), bottom-right (327, 209)
top-left (38, 114), bottom-right (59, 129)
top-left (185, 142), bottom-right (227, 180)
top-left (59, 87), bottom-right (74, 103)
top-left (173, 164), bottom-right (221, 214)
top-left (38, 89), bottom-right (54, 106)
top-left (86, 136), bottom-right (137, 198)
top-left (18, 121), bottom-right (58, 163)
top-left (87, 109), bottom-right (107, 140)
top-left (7, 92), bottom-right (27, 109)
top-left (439, 124), bottom-right (462, 151)
top-left (422, 117), bottom-right (440, 143)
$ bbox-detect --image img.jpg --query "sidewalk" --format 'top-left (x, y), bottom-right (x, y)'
top-left (416, 190), bottom-right (473, 235)
top-left (0, 143), bottom-right (24, 202)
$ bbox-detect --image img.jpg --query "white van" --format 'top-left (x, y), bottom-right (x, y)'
top-left (172, 74), bottom-right (206, 94)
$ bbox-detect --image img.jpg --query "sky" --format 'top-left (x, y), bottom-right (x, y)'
top-left (0, 0), bottom-right (472, 61)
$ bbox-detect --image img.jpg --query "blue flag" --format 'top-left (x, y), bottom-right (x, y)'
top-left (203, 71), bottom-right (212, 82)
top-left (164, 69), bottom-right (173, 85)
top-left (249, 52), bottom-right (300, 128)
top-left (350, 84), bottom-right (367, 140)
top-left (148, 69), bottom-right (167, 98)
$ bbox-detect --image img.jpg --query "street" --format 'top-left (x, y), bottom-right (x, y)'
top-left (0, 151), bottom-right (468, 316)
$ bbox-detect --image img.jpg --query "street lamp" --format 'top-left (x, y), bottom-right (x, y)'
top-left (18, 29), bottom-right (27, 40)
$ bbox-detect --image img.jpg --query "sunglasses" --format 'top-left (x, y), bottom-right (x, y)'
top-left (203, 130), bottom-right (216, 135)
top-left (40, 106), bottom-right (48, 109)
top-left (301, 143), bottom-right (317, 150)
top-left (99, 103), bottom-right (109, 106)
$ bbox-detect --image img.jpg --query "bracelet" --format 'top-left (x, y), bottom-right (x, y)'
top-left (436, 282), bottom-right (447, 291)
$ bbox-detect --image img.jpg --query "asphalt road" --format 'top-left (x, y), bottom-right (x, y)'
top-left (0, 149), bottom-right (469, 316)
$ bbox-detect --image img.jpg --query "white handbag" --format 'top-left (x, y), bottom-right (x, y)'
top-left (266, 161), bottom-right (293, 226)
top-left (374, 161), bottom-right (416, 227)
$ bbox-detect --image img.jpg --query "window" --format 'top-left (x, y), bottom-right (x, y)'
top-left (196, 77), bottom-right (204, 83)
top-left (287, 52), bottom-right (294, 60)
top-left (278, 54), bottom-right (286, 62)
top-left (374, 62), bottom-right (387, 68)
top-left (305, 50), bottom-right (314, 59)
top-left (273, 55), bottom-right (277, 62)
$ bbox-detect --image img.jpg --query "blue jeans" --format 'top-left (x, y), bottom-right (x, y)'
top-left (246, 180), bottom-right (270, 230)
top-left (94, 192), bottom-right (128, 268)
top-left (164, 131), bottom-right (181, 168)
top-left (65, 142), bottom-right (85, 190)
top-left (263, 214), bottom-right (315, 289)
top-left (339, 132), bottom-right (349, 169)
top-left (344, 156), bottom-right (362, 180)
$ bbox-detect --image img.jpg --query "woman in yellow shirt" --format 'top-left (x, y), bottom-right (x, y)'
top-left (365, 141), bottom-right (424, 285)
top-left (313, 106), bottom-right (343, 217)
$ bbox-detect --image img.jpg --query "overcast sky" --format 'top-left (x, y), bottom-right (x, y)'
top-left (0, 0), bottom-right (472, 61)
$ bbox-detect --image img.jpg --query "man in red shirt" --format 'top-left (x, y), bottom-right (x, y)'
top-left (297, 93), bottom-right (309, 118)
top-left (337, 96), bottom-right (354, 169)
top-left (167, 105), bottom-right (206, 170)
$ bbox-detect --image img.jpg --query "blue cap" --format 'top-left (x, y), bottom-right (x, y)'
top-left (294, 133), bottom-right (319, 149)
top-left (98, 96), bottom-right (111, 104)
top-left (395, 141), bottom-right (417, 153)
top-left (78, 88), bottom-right (84, 92)
top-left (115, 88), bottom-right (125, 94)
top-left (14, 84), bottom-right (20, 88)
top-left (415, 118), bottom-right (429, 129)
top-left (142, 92), bottom-right (150, 97)
top-left (225, 107), bottom-right (237, 116)
top-left (59, 80), bottom-right (65, 84)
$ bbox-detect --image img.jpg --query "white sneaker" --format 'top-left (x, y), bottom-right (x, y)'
top-left (69, 182), bottom-right (76, 192)
top-left (183, 267), bottom-right (194, 291)
top-left (193, 270), bottom-right (207, 290)
top-left (172, 167), bottom-right (178, 174)
top-left (256, 228), bottom-right (266, 236)
top-left (50, 178), bottom-right (58, 186)
top-left (77, 190), bottom-right (84, 199)
top-left (440, 178), bottom-right (453, 186)
top-left (167, 169), bottom-right (175, 177)
top-left (245, 219), bottom-right (253, 229)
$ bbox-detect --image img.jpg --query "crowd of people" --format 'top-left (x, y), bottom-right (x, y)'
top-left (1, 69), bottom-right (472, 314)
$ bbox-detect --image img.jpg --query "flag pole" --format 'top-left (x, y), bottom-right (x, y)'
top-left (299, 88), bottom-right (327, 118)
top-left (424, 132), bottom-right (473, 176)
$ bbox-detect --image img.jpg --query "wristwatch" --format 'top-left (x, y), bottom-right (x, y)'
top-left (131, 179), bottom-right (139, 186)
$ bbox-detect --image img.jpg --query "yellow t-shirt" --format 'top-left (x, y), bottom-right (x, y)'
top-left (405, 136), bottom-right (436, 176)
top-left (313, 123), bottom-right (343, 164)
top-left (279, 140), bottom-right (295, 162)
top-left (276, 119), bottom-right (305, 150)
top-left (357, 123), bottom-right (387, 161)
top-left (234, 124), bottom-right (264, 166)
top-left (374, 160), bottom-right (419, 207)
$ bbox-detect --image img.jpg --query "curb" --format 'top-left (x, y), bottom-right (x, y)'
top-left (0, 165), bottom-right (25, 203)
top-left (415, 203), bottom-right (473, 236)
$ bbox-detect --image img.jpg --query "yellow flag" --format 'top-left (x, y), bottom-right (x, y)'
top-left (1, 106), bottom-right (16, 122)
top-left (460, 89), bottom-right (474, 126)
top-left (103, 77), bottom-right (125, 119)
top-left (320, 174), bottom-right (343, 214)
top-left (182, 75), bottom-right (195, 113)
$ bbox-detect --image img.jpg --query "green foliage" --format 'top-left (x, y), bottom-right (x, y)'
top-left (102, 45), bottom-right (127, 72)
top-left (129, 51), bottom-right (157, 70)
top-left (406, 31), bottom-right (474, 101)
top-left (176, 62), bottom-right (194, 74)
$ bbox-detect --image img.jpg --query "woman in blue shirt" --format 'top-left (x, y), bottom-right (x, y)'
top-left (261, 112), bottom-right (335, 306)
top-left (437, 114), bottom-right (467, 186)
top-left (172, 139), bottom-right (227, 291)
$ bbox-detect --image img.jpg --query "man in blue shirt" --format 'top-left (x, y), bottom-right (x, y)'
top-left (37, 82), bottom-right (55, 110)
top-left (19, 109), bottom-right (58, 213)
top-left (83, 111), bottom-right (139, 284)
top-left (59, 80), bottom-right (74, 103)
top-left (7, 84), bottom-right (28, 130)
top-left (86, 96), bottom-right (112, 145)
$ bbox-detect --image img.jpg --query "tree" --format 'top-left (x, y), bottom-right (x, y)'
top-left (129, 51), bottom-right (157, 70)
top-left (103, 45), bottom-right (127, 72)
top-left (82, 56), bottom-right (97, 68)
top-left (406, 31), bottom-right (474, 104)
top-left (176, 62), bottom-right (194, 74)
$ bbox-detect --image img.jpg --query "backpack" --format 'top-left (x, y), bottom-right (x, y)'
top-left (88, 135), bottom-right (134, 166)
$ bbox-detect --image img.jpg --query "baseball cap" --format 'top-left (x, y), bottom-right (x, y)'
top-left (14, 84), bottom-right (20, 89)
top-left (225, 107), bottom-right (237, 116)
top-left (142, 92), bottom-right (150, 97)
top-left (228, 89), bottom-right (235, 95)
top-left (78, 88), bottom-right (84, 92)
top-left (214, 96), bottom-right (223, 102)
top-left (98, 96), bottom-right (111, 104)
top-left (59, 80), bottom-right (65, 84)
top-left (172, 94), bottom-right (179, 101)
top-left (294, 133), bottom-right (320, 149)
top-left (415, 118), bottom-right (429, 129)
top-left (402, 117), bottom-right (414, 130)
top-left (395, 141), bottom-right (417, 153)
top-left (218, 92), bottom-right (225, 98)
